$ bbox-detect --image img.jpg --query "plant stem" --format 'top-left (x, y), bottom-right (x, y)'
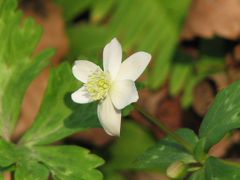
top-left (134, 104), bottom-right (194, 153)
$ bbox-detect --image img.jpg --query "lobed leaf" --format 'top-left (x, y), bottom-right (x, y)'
top-left (34, 146), bottom-right (104, 180)
top-left (20, 63), bottom-right (100, 146)
top-left (199, 81), bottom-right (240, 151)
top-left (0, 49), bottom-right (53, 138)
top-left (135, 129), bottom-right (198, 172)
top-left (205, 157), bottom-right (240, 180)
top-left (0, 0), bottom-right (53, 138)
top-left (0, 140), bottom-right (16, 167)
top-left (14, 161), bottom-right (49, 180)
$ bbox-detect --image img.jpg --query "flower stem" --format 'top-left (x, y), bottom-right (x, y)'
top-left (134, 104), bottom-right (194, 153)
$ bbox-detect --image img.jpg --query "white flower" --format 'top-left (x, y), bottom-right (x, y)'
top-left (71, 38), bottom-right (151, 136)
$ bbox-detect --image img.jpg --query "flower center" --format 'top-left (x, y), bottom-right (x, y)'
top-left (85, 70), bottom-right (110, 101)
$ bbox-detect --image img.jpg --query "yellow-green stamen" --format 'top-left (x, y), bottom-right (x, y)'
top-left (85, 70), bottom-right (110, 101)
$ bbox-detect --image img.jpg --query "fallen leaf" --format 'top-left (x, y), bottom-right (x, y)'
top-left (182, 0), bottom-right (240, 40)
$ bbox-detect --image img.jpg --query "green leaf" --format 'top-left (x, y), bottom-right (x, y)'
top-left (199, 81), bottom-right (240, 151)
top-left (189, 169), bottom-right (205, 180)
top-left (0, 0), bottom-right (53, 138)
top-left (67, 24), bottom-right (109, 63)
top-left (193, 138), bottom-right (207, 163)
top-left (20, 63), bottom-right (100, 146)
top-left (0, 140), bottom-right (16, 167)
top-left (34, 146), bottom-right (104, 180)
top-left (54, 0), bottom-right (93, 22)
top-left (135, 129), bottom-right (198, 172)
top-left (0, 49), bottom-right (53, 138)
top-left (104, 171), bottom-right (125, 180)
top-left (106, 121), bottom-right (154, 170)
top-left (146, 0), bottom-right (191, 89)
top-left (64, 0), bottom-right (191, 89)
top-left (195, 56), bottom-right (225, 76)
top-left (90, 0), bottom-right (115, 23)
top-left (205, 157), bottom-right (240, 179)
top-left (122, 104), bottom-right (134, 117)
top-left (15, 161), bottom-right (49, 180)
top-left (170, 51), bottom-right (192, 96)
top-left (181, 75), bottom-right (200, 108)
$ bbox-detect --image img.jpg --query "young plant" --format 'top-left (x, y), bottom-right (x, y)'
top-left (135, 81), bottom-right (240, 179)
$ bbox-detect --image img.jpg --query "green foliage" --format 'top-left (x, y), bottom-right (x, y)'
top-left (181, 74), bottom-right (201, 108)
top-left (170, 62), bottom-right (192, 97)
top-left (107, 121), bottom-right (154, 170)
top-left (0, 140), bottom-right (16, 167)
top-left (55, 0), bottom-right (93, 22)
top-left (90, 0), bottom-right (115, 23)
top-left (199, 80), bottom-right (240, 151)
top-left (189, 169), bottom-right (205, 180)
top-left (57, 0), bottom-right (226, 108)
top-left (122, 104), bottom-right (134, 117)
top-left (15, 63), bottom-right (103, 178)
top-left (12, 145), bottom-right (104, 180)
top-left (58, 0), bottom-right (191, 89)
top-left (137, 81), bottom-right (240, 178)
top-left (20, 63), bottom-right (100, 146)
top-left (135, 129), bottom-right (198, 172)
top-left (103, 121), bottom-right (154, 179)
top-left (1, 0), bottom-right (239, 179)
top-left (34, 146), bottom-right (104, 180)
top-left (0, 0), bottom-right (53, 139)
top-left (15, 161), bottom-right (49, 180)
top-left (67, 24), bottom-right (108, 63)
top-left (190, 157), bottom-right (240, 180)
top-left (169, 48), bottom-right (225, 108)
top-left (0, 1), bottom-right (104, 179)
top-left (205, 157), bottom-right (240, 179)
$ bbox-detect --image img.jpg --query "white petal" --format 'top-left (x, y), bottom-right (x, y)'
top-left (71, 86), bottom-right (93, 104)
top-left (72, 60), bottom-right (101, 83)
top-left (116, 52), bottom-right (151, 81)
top-left (103, 38), bottom-right (122, 80)
top-left (110, 80), bottom-right (139, 109)
top-left (97, 95), bottom-right (121, 136)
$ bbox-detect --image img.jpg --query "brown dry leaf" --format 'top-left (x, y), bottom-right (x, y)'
top-left (132, 88), bottom-right (182, 139)
top-left (182, 0), bottom-right (240, 40)
top-left (234, 45), bottom-right (240, 61)
top-left (210, 72), bottom-right (229, 91)
top-left (193, 80), bottom-right (216, 116)
top-left (155, 97), bottom-right (182, 138)
top-left (12, 0), bottom-right (69, 140)
top-left (4, 173), bottom-right (11, 180)
top-left (209, 132), bottom-right (240, 157)
top-left (22, 0), bottom-right (69, 65)
top-left (139, 88), bottom-right (168, 115)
